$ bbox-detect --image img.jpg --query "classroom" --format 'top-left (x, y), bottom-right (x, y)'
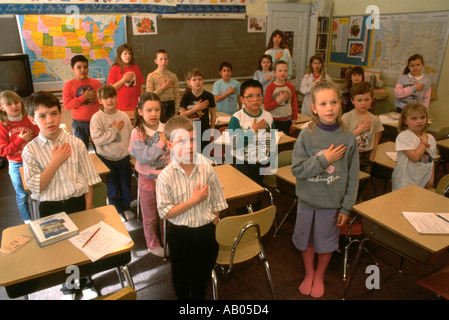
top-left (1, 0), bottom-right (449, 305)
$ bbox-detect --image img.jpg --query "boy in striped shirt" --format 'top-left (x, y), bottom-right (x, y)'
top-left (156, 116), bottom-right (228, 300)
top-left (22, 91), bottom-right (101, 299)
top-left (22, 91), bottom-right (101, 217)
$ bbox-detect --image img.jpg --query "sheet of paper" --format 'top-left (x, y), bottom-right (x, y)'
top-left (69, 221), bottom-right (131, 262)
top-left (214, 130), bottom-right (282, 145)
top-left (402, 212), bottom-right (449, 234)
top-left (385, 152), bottom-right (397, 161)
top-left (0, 235), bottom-right (31, 254)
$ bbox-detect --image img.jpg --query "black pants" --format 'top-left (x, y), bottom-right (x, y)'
top-left (168, 222), bottom-right (218, 300)
top-left (38, 195), bottom-right (94, 294)
top-left (161, 100), bottom-right (175, 123)
top-left (39, 195), bottom-right (86, 218)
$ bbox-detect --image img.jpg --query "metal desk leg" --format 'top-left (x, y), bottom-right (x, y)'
top-left (163, 220), bottom-right (168, 261)
top-left (273, 199), bottom-right (297, 237)
top-left (342, 237), bottom-right (371, 300)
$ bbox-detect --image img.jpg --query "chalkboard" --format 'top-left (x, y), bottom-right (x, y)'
top-left (127, 17), bottom-right (266, 82)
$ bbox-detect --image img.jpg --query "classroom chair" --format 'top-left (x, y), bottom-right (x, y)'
top-left (211, 205), bottom-right (276, 300)
top-left (93, 286), bottom-right (137, 300)
top-left (435, 174), bottom-right (449, 197)
top-left (92, 182), bottom-right (108, 208)
top-left (417, 263), bottom-right (449, 300)
top-left (435, 127), bottom-right (449, 176)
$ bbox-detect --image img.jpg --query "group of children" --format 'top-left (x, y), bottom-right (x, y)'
top-left (0, 38), bottom-right (437, 300)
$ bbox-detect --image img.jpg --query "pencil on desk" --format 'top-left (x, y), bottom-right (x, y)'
top-left (82, 227), bottom-right (101, 248)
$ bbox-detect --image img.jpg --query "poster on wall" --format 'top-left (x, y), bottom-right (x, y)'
top-left (247, 16), bottom-right (266, 33)
top-left (347, 41), bottom-right (365, 59)
top-left (331, 17), bottom-right (349, 53)
top-left (132, 15), bottom-right (157, 35)
top-left (348, 16), bottom-right (363, 39)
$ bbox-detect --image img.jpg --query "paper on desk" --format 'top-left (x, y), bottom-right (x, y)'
top-left (214, 130), bottom-right (283, 145)
top-left (402, 212), bottom-right (449, 234)
top-left (69, 221), bottom-right (131, 262)
top-left (300, 121), bottom-right (311, 129)
top-left (379, 114), bottom-right (399, 124)
top-left (385, 152), bottom-right (397, 161)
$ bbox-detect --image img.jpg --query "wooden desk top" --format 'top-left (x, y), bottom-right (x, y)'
top-left (88, 153), bottom-right (110, 176)
top-left (296, 113), bottom-right (312, 124)
top-left (374, 141), bottom-right (396, 170)
top-left (0, 205), bottom-right (134, 287)
top-left (437, 138), bottom-right (449, 150)
top-left (352, 185), bottom-right (449, 255)
top-left (275, 165), bottom-right (370, 186)
top-left (214, 164), bottom-right (264, 201)
top-left (374, 141), bottom-right (440, 171)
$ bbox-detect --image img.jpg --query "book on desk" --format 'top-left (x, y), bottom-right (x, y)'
top-left (29, 212), bottom-right (78, 247)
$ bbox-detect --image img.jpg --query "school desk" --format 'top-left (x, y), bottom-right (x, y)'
top-left (214, 164), bottom-right (265, 216)
top-left (0, 205), bottom-right (134, 299)
top-left (273, 164), bottom-right (370, 236)
top-left (212, 130), bottom-right (297, 155)
top-left (343, 185), bottom-right (449, 299)
top-left (215, 111), bottom-right (231, 129)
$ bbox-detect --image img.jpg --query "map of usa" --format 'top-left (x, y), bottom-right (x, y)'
top-left (17, 15), bottom-right (126, 89)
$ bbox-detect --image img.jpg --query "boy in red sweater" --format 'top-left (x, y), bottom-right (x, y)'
top-left (63, 55), bottom-right (102, 149)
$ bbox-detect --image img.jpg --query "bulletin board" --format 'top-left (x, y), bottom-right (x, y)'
top-left (328, 15), bottom-right (372, 67)
top-left (329, 11), bottom-right (449, 88)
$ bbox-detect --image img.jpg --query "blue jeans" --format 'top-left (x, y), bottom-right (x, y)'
top-left (72, 119), bottom-right (91, 150)
top-left (8, 161), bottom-right (31, 221)
top-left (97, 155), bottom-right (132, 213)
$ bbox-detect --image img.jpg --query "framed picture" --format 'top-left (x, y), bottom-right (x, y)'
top-left (131, 15), bottom-right (157, 35)
top-left (348, 16), bottom-right (363, 39)
top-left (248, 16), bottom-right (266, 33)
top-left (347, 41), bottom-right (365, 59)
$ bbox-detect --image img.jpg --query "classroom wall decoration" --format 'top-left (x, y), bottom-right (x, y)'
top-left (368, 11), bottom-right (449, 88)
top-left (330, 11), bottom-right (449, 89)
top-left (131, 15), bottom-right (158, 35)
top-left (16, 14), bottom-right (126, 91)
top-left (329, 15), bottom-right (372, 67)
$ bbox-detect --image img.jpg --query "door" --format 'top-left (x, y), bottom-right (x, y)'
top-left (266, 2), bottom-right (310, 88)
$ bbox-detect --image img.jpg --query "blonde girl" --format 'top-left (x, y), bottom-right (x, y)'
top-left (0, 91), bottom-right (39, 223)
top-left (129, 92), bottom-right (170, 257)
top-left (291, 82), bottom-right (359, 298)
top-left (300, 55), bottom-right (332, 116)
top-left (392, 103), bottom-right (436, 191)
top-left (394, 54), bottom-right (431, 112)
top-left (107, 43), bottom-right (145, 111)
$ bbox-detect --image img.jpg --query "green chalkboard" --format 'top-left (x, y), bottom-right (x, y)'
top-left (126, 17), bottom-right (266, 82)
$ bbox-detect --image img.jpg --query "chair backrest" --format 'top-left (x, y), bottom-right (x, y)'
top-left (262, 150), bottom-right (293, 187)
top-left (215, 205), bottom-right (276, 247)
top-left (435, 127), bottom-right (449, 141)
top-left (278, 150), bottom-right (293, 167)
top-left (436, 174), bottom-right (449, 197)
top-left (92, 182), bottom-right (108, 208)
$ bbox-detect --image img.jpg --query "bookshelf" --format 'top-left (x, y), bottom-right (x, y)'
top-left (314, 16), bottom-right (330, 62)
top-left (307, 1), bottom-right (332, 65)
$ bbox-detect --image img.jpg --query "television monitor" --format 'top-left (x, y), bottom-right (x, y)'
top-left (0, 53), bottom-right (34, 98)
